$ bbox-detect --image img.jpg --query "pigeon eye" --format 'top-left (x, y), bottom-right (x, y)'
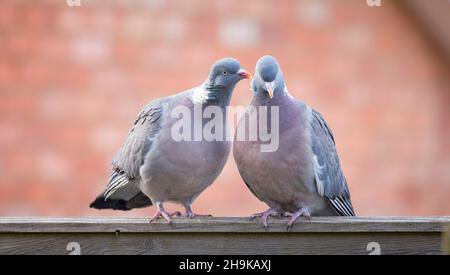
top-left (222, 71), bottom-right (228, 76)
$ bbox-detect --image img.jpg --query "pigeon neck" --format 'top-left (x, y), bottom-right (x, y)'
top-left (253, 85), bottom-right (293, 105)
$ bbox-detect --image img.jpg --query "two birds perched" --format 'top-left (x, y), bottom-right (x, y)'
top-left (90, 56), bottom-right (355, 228)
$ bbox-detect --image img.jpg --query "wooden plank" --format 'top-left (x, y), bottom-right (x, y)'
top-left (443, 225), bottom-right (450, 255)
top-left (0, 217), bottom-right (448, 254)
top-left (0, 232), bottom-right (442, 255)
top-left (0, 216), bottom-right (449, 233)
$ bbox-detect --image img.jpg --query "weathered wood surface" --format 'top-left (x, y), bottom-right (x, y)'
top-left (0, 217), bottom-right (449, 255)
top-left (443, 225), bottom-right (450, 255)
top-left (1, 216), bottom-right (449, 233)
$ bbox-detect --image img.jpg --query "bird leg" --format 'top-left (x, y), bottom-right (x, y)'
top-left (287, 207), bottom-right (311, 230)
top-left (183, 204), bottom-right (212, 218)
top-left (250, 208), bottom-right (282, 229)
top-left (149, 202), bottom-right (181, 223)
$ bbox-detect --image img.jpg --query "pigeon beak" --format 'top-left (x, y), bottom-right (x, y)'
top-left (237, 69), bottom-right (252, 79)
top-left (265, 81), bottom-right (275, 99)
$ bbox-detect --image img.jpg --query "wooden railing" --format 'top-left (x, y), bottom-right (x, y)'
top-left (0, 216), bottom-right (449, 255)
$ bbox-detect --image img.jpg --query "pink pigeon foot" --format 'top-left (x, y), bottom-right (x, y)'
top-left (250, 208), bottom-right (282, 229)
top-left (287, 207), bottom-right (311, 230)
top-left (149, 203), bottom-right (181, 223)
top-left (184, 205), bottom-right (213, 218)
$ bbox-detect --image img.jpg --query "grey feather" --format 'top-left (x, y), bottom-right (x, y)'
top-left (112, 101), bottom-right (165, 180)
top-left (101, 100), bottom-right (165, 201)
top-left (310, 109), bottom-right (355, 216)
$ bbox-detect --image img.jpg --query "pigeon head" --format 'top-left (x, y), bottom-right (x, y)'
top-left (252, 55), bottom-right (285, 99)
top-left (207, 58), bottom-right (251, 91)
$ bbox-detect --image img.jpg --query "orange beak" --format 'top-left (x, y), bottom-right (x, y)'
top-left (265, 81), bottom-right (275, 99)
top-left (237, 69), bottom-right (252, 79)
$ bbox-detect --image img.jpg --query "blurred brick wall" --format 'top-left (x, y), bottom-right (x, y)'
top-left (0, 0), bottom-right (448, 216)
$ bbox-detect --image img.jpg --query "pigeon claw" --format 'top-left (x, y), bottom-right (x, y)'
top-left (149, 203), bottom-right (181, 224)
top-left (149, 210), bottom-right (181, 224)
top-left (286, 207), bottom-right (311, 230)
top-left (250, 208), bottom-right (280, 229)
top-left (184, 205), bottom-right (212, 218)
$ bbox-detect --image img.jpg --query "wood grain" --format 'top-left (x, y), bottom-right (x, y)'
top-left (443, 225), bottom-right (450, 255)
top-left (0, 217), bottom-right (448, 255)
top-left (0, 216), bottom-right (449, 233)
top-left (0, 232), bottom-right (442, 255)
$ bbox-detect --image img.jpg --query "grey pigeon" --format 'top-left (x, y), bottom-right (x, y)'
top-left (233, 55), bottom-right (354, 229)
top-left (91, 58), bottom-right (251, 222)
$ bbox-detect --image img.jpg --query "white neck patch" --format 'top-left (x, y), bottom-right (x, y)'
top-left (284, 85), bottom-right (294, 99)
top-left (191, 82), bottom-right (210, 104)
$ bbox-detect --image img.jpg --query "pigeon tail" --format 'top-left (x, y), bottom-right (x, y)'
top-left (90, 192), bottom-right (152, 211)
top-left (89, 196), bottom-right (131, 211)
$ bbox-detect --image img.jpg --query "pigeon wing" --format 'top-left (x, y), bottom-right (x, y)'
top-left (310, 109), bottom-right (355, 216)
top-left (90, 100), bottom-right (164, 209)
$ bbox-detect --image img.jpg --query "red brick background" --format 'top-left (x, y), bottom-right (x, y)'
top-left (0, 0), bottom-right (449, 217)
